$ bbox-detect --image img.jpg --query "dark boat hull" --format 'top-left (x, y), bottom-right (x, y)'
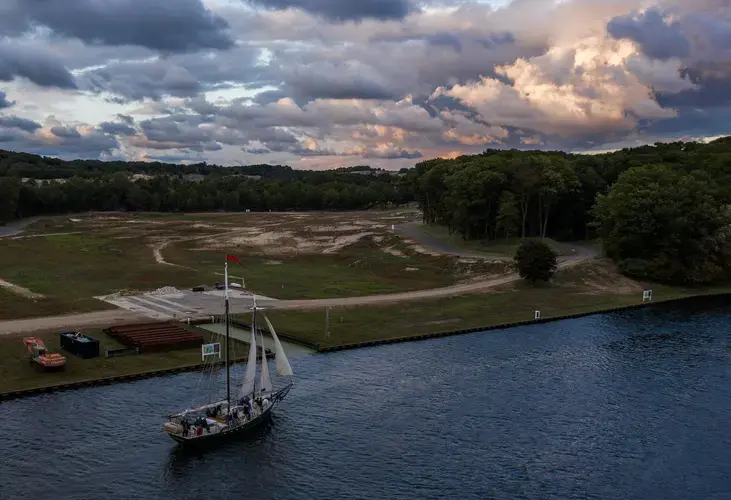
top-left (167, 384), bottom-right (292, 448)
top-left (169, 407), bottom-right (273, 448)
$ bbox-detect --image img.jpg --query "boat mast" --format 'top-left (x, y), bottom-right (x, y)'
top-left (252, 296), bottom-right (257, 395)
top-left (224, 259), bottom-right (231, 412)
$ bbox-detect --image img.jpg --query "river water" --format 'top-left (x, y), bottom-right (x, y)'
top-left (2, 298), bottom-right (731, 500)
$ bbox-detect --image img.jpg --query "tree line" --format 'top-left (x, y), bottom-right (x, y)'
top-left (4, 138), bottom-right (731, 285)
top-left (410, 137), bottom-right (731, 285)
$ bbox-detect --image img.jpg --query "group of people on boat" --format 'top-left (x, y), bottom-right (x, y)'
top-left (176, 395), bottom-right (271, 438)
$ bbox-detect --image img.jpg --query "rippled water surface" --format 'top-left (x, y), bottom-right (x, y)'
top-left (3, 299), bottom-right (731, 500)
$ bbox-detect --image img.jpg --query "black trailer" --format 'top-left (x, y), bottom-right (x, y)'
top-left (59, 331), bottom-right (100, 359)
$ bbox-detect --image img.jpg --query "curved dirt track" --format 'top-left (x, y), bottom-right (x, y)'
top-left (0, 218), bottom-right (599, 332)
top-left (268, 247), bottom-right (595, 310)
top-left (0, 310), bottom-right (150, 335)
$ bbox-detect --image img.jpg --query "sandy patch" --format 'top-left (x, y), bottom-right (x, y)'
top-left (200, 227), bottom-right (374, 255)
top-left (310, 224), bottom-right (362, 232)
top-left (405, 267), bottom-right (420, 272)
top-left (382, 246), bottom-right (407, 258)
top-left (408, 242), bottom-right (442, 257)
top-left (322, 232), bottom-right (373, 254)
top-left (0, 279), bottom-right (45, 299)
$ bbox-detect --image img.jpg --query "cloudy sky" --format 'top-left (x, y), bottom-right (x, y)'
top-left (0, 0), bottom-right (729, 169)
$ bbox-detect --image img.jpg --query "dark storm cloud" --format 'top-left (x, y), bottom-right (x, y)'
top-left (4, 0), bottom-right (234, 53)
top-left (0, 90), bottom-right (14, 109)
top-left (655, 71), bottom-right (731, 108)
top-left (0, 116), bottom-right (42, 132)
top-left (361, 149), bottom-right (423, 159)
top-left (80, 61), bottom-right (202, 101)
top-left (281, 62), bottom-right (398, 101)
top-left (0, 45), bottom-right (77, 89)
top-left (244, 0), bottom-right (414, 22)
top-left (100, 122), bottom-right (137, 136)
top-left (51, 126), bottom-right (82, 139)
top-left (78, 46), bottom-right (267, 102)
top-left (607, 8), bottom-right (690, 60)
top-left (116, 114), bottom-right (134, 125)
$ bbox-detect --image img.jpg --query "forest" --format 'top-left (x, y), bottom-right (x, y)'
top-left (3, 137), bottom-right (731, 284)
top-left (411, 137), bottom-right (731, 284)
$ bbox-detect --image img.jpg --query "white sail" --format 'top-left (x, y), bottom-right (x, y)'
top-left (263, 313), bottom-right (294, 376)
top-left (240, 322), bottom-right (257, 397)
top-left (259, 335), bottom-right (272, 392)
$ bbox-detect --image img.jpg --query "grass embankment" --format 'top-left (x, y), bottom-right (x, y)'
top-left (4, 260), bottom-right (730, 395)
top-left (0, 326), bottom-right (249, 393)
top-left (241, 260), bottom-right (731, 348)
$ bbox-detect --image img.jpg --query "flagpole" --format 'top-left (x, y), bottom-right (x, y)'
top-left (224, 258), bottom-right (231, 413)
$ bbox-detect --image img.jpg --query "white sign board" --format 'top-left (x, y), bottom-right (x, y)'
top-left (534, 310), bottom-right (541, 320)
top-left (642, 290), bottom-right (653, 302)
top-left (201, 342), bottom-right (221, 360)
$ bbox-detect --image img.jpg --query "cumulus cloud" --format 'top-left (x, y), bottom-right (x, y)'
top-left (1, 0), bottom-right (731, 167)
top-left (1, 0), bottom-right (234, 53)
top-left (0, 90), bottom-right (14, 109)
top-left (244, 0), bottom-right (414, 22)
top-left (0, 43), bottom-right (77, 89)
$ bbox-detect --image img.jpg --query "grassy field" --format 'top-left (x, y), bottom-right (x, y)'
top-left (0, 326), bottom-right (250, 393)
top-left (246, 260), bottom-right (731, 348)
top-left (3, 259), bottom-right (730, 394)
top-left (0, 210), bottom-right (511, 318)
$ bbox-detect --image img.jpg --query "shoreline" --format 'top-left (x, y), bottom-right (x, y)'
top-left (2, 291), bottom-right (727, 401)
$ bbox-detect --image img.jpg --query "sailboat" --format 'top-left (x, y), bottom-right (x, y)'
top-left (162, 257), bottom-right (294, 446)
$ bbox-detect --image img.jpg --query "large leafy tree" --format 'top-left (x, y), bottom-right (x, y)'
top-left (593, 164), bottom-right (730, 284)
top-left (514, 239), bottom-right (558, 284)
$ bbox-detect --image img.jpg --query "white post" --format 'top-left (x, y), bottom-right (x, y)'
top-left (325, 307), bottom-right (331, 339)
top-left (534, 310), bottom-right (541, 319)
top-left (224, 261), bottom-right (229, 300)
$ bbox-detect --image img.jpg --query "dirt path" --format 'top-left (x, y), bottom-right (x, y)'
top-left (0, 279), bottom-right (45, 299)
top-left (268, 252), bottom-right (593, 310)
top-left (397, 221), bottom-right (512, 261)
top-left (0, 310), bottom-right (147, 335)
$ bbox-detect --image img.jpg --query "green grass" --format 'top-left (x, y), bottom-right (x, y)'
top-left (0, 210), bottom-right (510, 318)
top-left (166, 236), bottom-right (510, 300)
top-left (0, 287), bottom-right (114, 320)
top-left (239, 262), bottom-right (731, 348)
top-left (0, 233), bottom-right (212, 318)
top-left (0, 327), bottom-right (250, 393)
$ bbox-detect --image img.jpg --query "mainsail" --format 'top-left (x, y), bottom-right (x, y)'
top-left (263, 313), bottom-right (294, 377)
top-left (240, 322), bottom-right (257, 396)
top-left (259, 331), bottom-right (272, 392)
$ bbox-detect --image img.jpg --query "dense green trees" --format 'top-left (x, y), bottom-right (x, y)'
top-left (410, 138), bottom-right (731, 285)
top-left (514, 239), bottom-right (558, 284)
top-left (594, 165), bottom-right (731, 284)
top-left (6, 137), bottom-right (731, 287)
top-left (0, 150), bottom-right (413, 223)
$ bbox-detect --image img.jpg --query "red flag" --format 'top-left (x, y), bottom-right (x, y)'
top-left (226, 253), bottom-right (240, 263)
